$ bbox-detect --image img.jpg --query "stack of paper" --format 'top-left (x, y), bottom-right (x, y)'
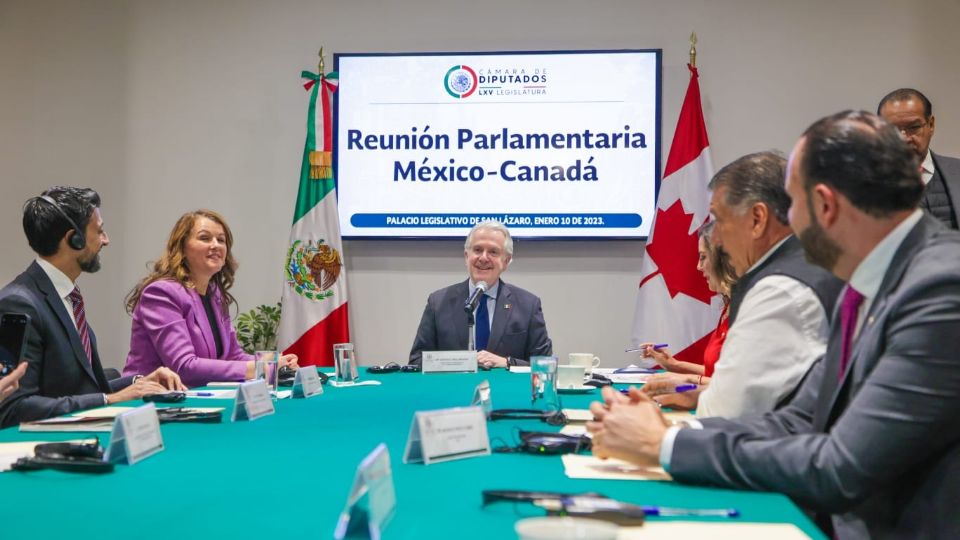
top-left (561, 453), bottom-right (671, 481)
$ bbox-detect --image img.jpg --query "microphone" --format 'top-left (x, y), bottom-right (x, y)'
top-left (465, 281), bottom-right (488, 314)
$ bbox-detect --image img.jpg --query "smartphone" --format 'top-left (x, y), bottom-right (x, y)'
top-left (0, 313), bottom-right (30, 377)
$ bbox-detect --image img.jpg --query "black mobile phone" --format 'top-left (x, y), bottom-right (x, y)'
top-left (0, 313), bottom-right (30, 377)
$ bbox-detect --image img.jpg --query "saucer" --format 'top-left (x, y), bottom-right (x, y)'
top-left (557, 385), bottom-right (596, 394)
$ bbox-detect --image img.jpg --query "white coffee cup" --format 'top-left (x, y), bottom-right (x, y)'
top-left (515, 517), bottom-right (618, 540)
top-left (567, 353), bottom-right (601, 375)
top-left (556, 364), bottom-right (586, 389)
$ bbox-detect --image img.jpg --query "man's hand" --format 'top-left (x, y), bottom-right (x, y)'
top-left (587, 386), bottom-right (669, 467)
top-left (477, 350), bottom-right (508, 369)
top-left (640, 373), bottom-right (699, 396)
top-left (652, 387), bottom-right (702, 410)
top-left (106, 378), bottom-right (170, 404)
top-left (142, 367), bottom-right (187, 391)
top-left (0, 362), bottom-right (28, 404)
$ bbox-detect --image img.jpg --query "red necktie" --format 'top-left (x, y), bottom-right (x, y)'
top-left (67, 286), bottom-right (93, 366)
top-left (838, 285), bottom-right (865, 380)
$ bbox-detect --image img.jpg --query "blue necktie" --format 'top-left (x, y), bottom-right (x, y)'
top-left (475, 294), bottom-right (490, 351)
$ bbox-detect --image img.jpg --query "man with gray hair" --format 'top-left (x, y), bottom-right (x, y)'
top-left (648, 152), bottom-right (842, 417)
top-left (409, 220), bottom-right (552, 368)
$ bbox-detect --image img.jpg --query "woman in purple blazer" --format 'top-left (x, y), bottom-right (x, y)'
top-left (123, 210), bottom-right (296, 388)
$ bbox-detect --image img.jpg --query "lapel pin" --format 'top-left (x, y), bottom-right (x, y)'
top-left (504, 304), bottom-right (511, 310)
top-left (867, 315), bottom-right (875, 325)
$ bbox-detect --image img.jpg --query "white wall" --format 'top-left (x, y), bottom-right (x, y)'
top-left (2, 0), bottom-right (958, 369)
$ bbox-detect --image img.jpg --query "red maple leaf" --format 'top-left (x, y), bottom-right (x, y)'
top-left (639, 200), bottom-right (715, 305)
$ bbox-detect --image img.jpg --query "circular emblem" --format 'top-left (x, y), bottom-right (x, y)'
top-left (444, 65), bottom-right (478, 99)
top-left (285, 239), bottom-right (342, 301)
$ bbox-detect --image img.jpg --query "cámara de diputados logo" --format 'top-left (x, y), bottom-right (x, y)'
top-left (444, 65), bottom-right (478, 98)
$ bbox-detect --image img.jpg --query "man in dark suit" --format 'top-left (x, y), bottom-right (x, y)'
top-left (878, 87), bottom-right (960, 229)
top-left (409, 221), bottom-right (552, 368)
top-left (587, 111), bottom-right (960, 539)
top-left (0, 187), bottom-right (184, 428)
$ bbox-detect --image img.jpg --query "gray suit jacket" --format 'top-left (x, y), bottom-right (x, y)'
top-left (668, 215), bottom-right (960, 539)
top-left (409, 279), bottom-right (552, 365)
top-left (932, 151), bottom-right (960, 222)
top-left (0, 261), bottom-right (134, 427)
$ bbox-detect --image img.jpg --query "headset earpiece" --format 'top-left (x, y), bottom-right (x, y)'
top-left (36, 195), bottom-right (86, 250)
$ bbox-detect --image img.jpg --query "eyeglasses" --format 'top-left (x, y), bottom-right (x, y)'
top-left (488, 408), bottom-right (568, 426)
top-left (482, 489), bottom-right (608, 507)
top-left (896, 121), bottom-right (928, 136)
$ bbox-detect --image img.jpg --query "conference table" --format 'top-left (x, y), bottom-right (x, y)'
top-left (0, 369), bottom-right (825, 539)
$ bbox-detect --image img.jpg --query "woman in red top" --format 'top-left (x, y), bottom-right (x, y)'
top-left (638, 221), bottom-right (736, 380)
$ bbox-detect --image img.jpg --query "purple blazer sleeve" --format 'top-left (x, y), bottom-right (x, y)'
top-left (123, 280), bottom-right (251, 387)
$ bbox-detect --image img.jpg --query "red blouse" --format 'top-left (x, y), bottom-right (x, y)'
top-left (702, 305), bottom-right (729, 378)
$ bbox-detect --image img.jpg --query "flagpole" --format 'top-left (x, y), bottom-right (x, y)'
top-left (318, 46), bottom-right (325, 74)
top-left (689, 32), bottom-right (697, 68)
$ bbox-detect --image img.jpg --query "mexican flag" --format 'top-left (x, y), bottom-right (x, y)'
top-left (277, 70), bottom-right (350, 367)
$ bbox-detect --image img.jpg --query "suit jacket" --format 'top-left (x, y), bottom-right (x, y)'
top-left (932, 151), bottom-right (960, 225)
top-left (0, 261), bottom-right (134, 427)
top-left (409, 279), bottom-right (552, 365)
top-left (123, 279), bottom-right (250, 388)
top-left (668, 215), bottom-right (960, 539)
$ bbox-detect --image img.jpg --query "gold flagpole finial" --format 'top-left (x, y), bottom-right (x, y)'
top-left (689, 32), bottom-right (698, 68)
top-left (318, 47), bottom-right (325, 74)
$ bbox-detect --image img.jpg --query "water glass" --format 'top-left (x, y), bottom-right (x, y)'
top-left (334, 343), bottom-right (359, 382)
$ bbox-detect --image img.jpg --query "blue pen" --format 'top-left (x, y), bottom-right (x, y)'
top-left (674, 384), bottom-right (698, 393)
top-left (641, 506), bottom-right (739, 517)
top-left (624, 343), bottom-right (669, 353)
top-left (193, 392), bottom-right (214, 397)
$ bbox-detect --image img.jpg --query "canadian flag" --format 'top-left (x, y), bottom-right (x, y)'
top-left (630, 64), bottom-right (723, 364)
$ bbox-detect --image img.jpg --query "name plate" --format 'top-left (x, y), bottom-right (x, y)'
top-left (104, 403), bottom-right (164, 465)
top-left (231, 380), bottom-right (275, 421)
top-left (403, 406), bottom-right (490, 465)
top-left (422, 350), bottom-right (477, 373)
top-left (334, 443), bottom-right (396, 540)
top-left (293, 368), bottom-right (324, 399)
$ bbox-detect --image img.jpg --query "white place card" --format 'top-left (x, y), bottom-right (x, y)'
top-left (104, 403), bottom-right (164, 465)
top-left (334, 443), bottom-right (396, 540)
top-left (403, 406), bottom-right (490, 465)
top-left (422, 350), bottom-right (478, 373)
top-left (471, 380), bottom-right (492, 417)
top-left (231, 380), bottom-right (275, 421)
top-left (292, 368), bottom-right (324, 399)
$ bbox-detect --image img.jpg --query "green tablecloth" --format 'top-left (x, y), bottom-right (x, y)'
top-left (0, 370), bottom-right (825, 539)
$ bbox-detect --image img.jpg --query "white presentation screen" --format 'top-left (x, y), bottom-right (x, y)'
top-left (334, 49), bottom-right (661, 239)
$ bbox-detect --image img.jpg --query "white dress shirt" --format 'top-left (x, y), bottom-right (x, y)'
top-left (921, 150), bottom-right (935, 186)
top-left (35, 258), bottom-right (79, 329)
top-left (695, 238), bottom-right (829, 419)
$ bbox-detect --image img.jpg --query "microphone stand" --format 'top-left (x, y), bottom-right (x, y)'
top-left (467, 309), bottom-right (476, 351)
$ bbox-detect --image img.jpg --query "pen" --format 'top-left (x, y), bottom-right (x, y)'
top-left (641, 506), bottom-right (739, 517)
top-left (193, 392), bottom-right (214, 397)
top-left (624, 343), bottom-right (668, 353)
top-left (674, 384), bottom-right (698, 393)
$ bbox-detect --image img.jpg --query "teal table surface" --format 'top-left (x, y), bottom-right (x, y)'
top-left (0, 370), bottom-right (825, 539)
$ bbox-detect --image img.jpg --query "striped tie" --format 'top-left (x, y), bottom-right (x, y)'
top-left (67, 286), bottom-right (93, 366)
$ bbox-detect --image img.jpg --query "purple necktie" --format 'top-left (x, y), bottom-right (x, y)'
top-left (67, 286), bottom-right (93, 366)
top-left (838, 285), bottom-right (865, 380)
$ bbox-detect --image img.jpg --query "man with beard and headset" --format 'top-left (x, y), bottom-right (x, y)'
top-left (0, 187), bottom-right (184, 428)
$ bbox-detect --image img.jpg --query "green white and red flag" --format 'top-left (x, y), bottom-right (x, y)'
top-left (277, 70), bottom-right (350, 367)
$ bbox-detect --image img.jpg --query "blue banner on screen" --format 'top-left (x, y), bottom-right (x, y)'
top-left (351, 214), bottom-right (641, 229)
top-left (334, 49), bottom-right (661, 239)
